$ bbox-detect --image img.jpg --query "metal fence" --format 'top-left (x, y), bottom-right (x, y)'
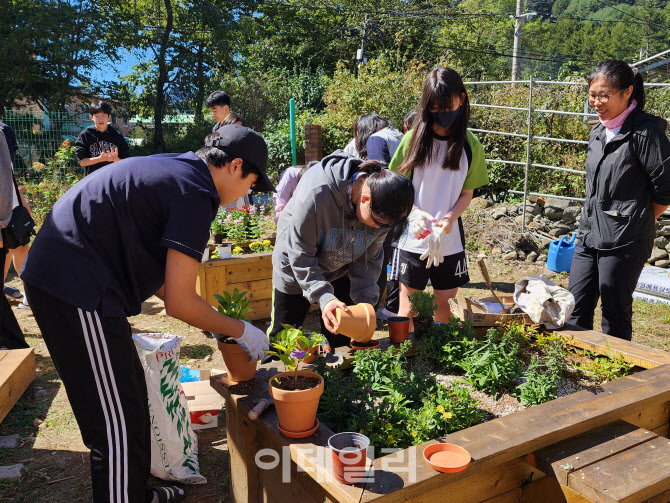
top-left (464, 78), bottom-right (670, 232)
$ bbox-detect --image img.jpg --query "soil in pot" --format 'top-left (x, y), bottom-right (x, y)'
top-left (412, 316), bottom-right (434, 338)
top-left (271, 374), bottom-right (321, 391)
top-left (387, 316), bottom-right (410, 343)
top-left (218, 337), bottom-right (258, 382)
top-left (350, 339), bottom-right (381, 351)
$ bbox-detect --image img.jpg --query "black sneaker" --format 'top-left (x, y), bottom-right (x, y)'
top-left (4, 286), bottom-right (23, 299)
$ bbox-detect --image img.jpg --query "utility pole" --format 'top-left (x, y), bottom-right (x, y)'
top-left (510, 1), bottom-right (536, 81)
top-left (356, 14), bottom-right (370, 65)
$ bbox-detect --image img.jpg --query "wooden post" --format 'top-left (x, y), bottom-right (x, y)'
top-left (304, 124), bottom-right (323, 162)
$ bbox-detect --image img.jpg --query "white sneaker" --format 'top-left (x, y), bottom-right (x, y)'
top-left (18, 302), bottom-right (31, 310)
top-left (376, 307), bottom-right (397, 321)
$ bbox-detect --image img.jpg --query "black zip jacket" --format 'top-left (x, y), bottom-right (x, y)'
top-left (75, 125), bottom-right (130, 176)
top-left (578, 109), bottom-right (670, 250)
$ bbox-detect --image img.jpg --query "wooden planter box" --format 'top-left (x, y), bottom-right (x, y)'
top-left (211, 328), bottom-right (670, 503)
top-left (196, 251), bottom-right (273, 321)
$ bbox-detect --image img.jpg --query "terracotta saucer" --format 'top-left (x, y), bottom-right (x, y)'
top-left (278, 418), bottom-right (320, 438)
top-left (423, 443), bottom-right (471, 473)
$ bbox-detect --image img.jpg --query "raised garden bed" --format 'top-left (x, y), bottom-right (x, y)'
top-left (196, 251), bottom-right (273, 321)
top-left (211, 327), bottom-right (670, 503)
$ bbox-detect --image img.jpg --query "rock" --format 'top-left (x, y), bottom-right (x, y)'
top-left (517, 250), bottom-right (527, 260)
top-left (526, 221), bottom-right (541, 230)
top-left (34, 389), bottom-right (47, 399)
top-left (549, 226), bottom-right (570, 237)
top-left (491, 247), bottom-right (503, 256)
top-left (542, 267), bottom-right (557, 278)
top-left (0, 464), bottom-right (24, 481)
top-left (665, 242), bottom-right (670, 254)
top-left (0, 435), bottom-right (20, 448)
top-left (204, 355), bottom-right (213, 362)
top-left (491, 208), bottom-right (507, 220)
top-left (33, 418), bottom-right (43, 427)
top-left (503, 251), bottom-right (518, 261)
top-left (567, 224), bottom-right (579, 231)
top-left (544, 207), bottom-right (564, 221)
top-left (562, 206), bottom-right (582, 225)
top-left (655, 236), bottom-right (669, 249)
top-left (660, 225), bottom-right (670, 236)
top-left (648, 247), bottom-right (669, 263)
top-left (537, 254), bottom-right (548, 263)
top-left (522, 203), bottom-right (542, 216)
top-left (470, 197), bottom-right (490, 210)
top-left (527, 251), bottom-right (539, 262)
top-left (514, 214), bottom-right (533, 226)
top-left (655, 259), bottom-right (670, 268)
top-left (544, 198), bottom-right (571, 209)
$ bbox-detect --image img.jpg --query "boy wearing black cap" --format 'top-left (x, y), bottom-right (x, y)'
top-left (21, 125), bottom-right (275, 503)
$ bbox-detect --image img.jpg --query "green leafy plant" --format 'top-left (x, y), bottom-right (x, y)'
top-left (416, 319), bottom-right (477, 371)
top-left (408, 291), bottom-right (438, 319)
top-left (574, 350), bottom-right (635, 384)
top-left (265, 325), bottom-right (325, 381)
top-left (516, 356), bottom-right (559, 406)
top-left (215, 288), bottom-right (253, 321)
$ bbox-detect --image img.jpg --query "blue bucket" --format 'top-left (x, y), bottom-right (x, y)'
top-left (547, 233), bottom-right (576, 273)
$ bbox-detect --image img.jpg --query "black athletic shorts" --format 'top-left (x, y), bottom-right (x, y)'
top-left (397, 249), bottom-right (470, 291)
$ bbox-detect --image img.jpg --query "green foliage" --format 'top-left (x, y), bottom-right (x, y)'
top-left (416, 320), bottom-right (478, 371)
top-left (574, 350), bottom-right (635, 384)
top-left (215, 288), bottom-right (252, 321)
top-left (516, 356), bottom-right (559, 406)
top-left (266, 325), bottom-right (325, 376)
top-left (408, 291), bottom-right (438, 318)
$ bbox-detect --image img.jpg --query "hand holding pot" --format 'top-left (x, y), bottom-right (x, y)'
top-left (323, 298), bottom-right (348, 332)
top-left (236, 321), bottom-right (270, 362)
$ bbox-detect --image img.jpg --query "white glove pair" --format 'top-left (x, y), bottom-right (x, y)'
top-left (236, 321), bottom-right (270, 362)
top-left (408, 208), bottom-right (435, 240)
top-left (419, 225), bottom-right (445, 269)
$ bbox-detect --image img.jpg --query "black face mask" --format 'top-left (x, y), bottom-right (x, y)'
top-left (431, 107), bottom-right (460, 128)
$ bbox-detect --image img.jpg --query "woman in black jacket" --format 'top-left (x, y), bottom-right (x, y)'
top-left (568, 59), bottom-right (670, 340)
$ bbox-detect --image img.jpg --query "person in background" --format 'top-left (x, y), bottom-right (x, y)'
top-left (22, 125), bottom-right (274, 503)
top-left (75, 101), bottom-right (130, 177)
top-left (207, 90), bottom-right (233, 133)
top-left (273, 161), bottom-right (317, 223)
top-left (403, 109), bottom-right (418, 133)
top-left (0, 129), bottom-right (26, 349)
top-left (390, 67), bottom-right (489, 329)
top-left (0, 106), bottom-right (17, 161)
top-left (567, 60), bottom-right (670, 341)
top-left (269, 154), bottom-right (414, 347)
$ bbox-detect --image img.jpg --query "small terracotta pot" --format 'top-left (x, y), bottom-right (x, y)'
top-left (301, 345), bottom-right (318, 364)
top-left (387, 316), bottom-right (410, 343)
top-left (269, 370), bottom-right (324, 434)
top-left (334, 303), bottom-right (376, 343)
top-left (218, 339), bottom-right (258, 382)
top-left (412, 316), bottom-right (434, 338)
top-left (328, 432), bottom-right (370, 484)
top-left (349, 339), bottom-right (380, 352)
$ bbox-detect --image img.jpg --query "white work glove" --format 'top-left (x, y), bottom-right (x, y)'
top-left (419, 227), bottom-right (444, 269)
top-left (408, 208), bottom-right (435, 240)
top-left (236, 321), bottom-right (270, 362)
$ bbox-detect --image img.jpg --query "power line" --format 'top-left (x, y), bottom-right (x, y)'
top-left (592, 0), bottom-right (670, 30)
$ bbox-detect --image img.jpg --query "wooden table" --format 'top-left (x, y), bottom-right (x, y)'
top-left (211, 329), bottom-right (670, 503)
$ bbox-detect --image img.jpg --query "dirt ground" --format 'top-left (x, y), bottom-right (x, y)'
top-left (1, 255), bottom-right (670, 503)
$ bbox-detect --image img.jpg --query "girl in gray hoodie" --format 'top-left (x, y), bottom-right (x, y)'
top-left (269, 153), bottom-right (414, 347)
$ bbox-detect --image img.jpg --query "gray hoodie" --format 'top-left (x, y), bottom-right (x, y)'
top-left (0, 130), bottom-right (15, 229)
top-left (272, 151), bottom-right (388, 310)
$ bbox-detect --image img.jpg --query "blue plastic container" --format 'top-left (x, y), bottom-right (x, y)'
top-left (547, 233), bottom-right (576, 273)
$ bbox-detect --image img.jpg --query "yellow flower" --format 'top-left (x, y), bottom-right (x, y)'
top-left (436, 405), bottom-right (444, 413)
top-left (385, 423), bottom-right (393, 430)
top-left (263, 239), bottom-right (271, 245)
top-left (411, 431), bottom-right (418, 437)
top-left (443, 412), bottom-right (452, 419)
top-left (359, 429), bottom-right (364, 434)
top-left (387, 434), bottom-right (393, 441)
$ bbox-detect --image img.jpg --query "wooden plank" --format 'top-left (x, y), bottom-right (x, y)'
top-left (204, 262), bottom-right (228, 306)
top-left (482, 476), bottom-right (593, 503)
top-left (200, 252), bottom-right (273, 268)
top-left (360, 364), bottom-right (670, 502)
top-left (228, 279), bottom-right (273, 301)
top-left (567, 436), bottom-right (670, 503)
top-left (646, 488), bottom-right (670, 503)
top-left (0, 348), bottom-right (36, 424)
top-left (196, 266), bottom-right (207, 300)
top-left (555, 326), bottom-right (670, 369)
top-left (622, 401), bottom-right (670, 432)
top-left (225, 398), bottom-right (260, 503)
top-left (248, 298), bottom-right (272, 322)
top-left (530, 420), bottom-right (656, 486)
top-left (650, 423), bottom-right (669, 438)
top-left (226, 261), bottom-right (274, 283)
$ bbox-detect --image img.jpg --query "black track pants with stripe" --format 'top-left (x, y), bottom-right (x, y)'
top-left (25, 283), bottom-right (152, 503)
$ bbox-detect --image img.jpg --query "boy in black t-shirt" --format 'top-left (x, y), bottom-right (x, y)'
top-left (22, 126), bottom-right (275, 503)
top-left (75, 101), bottom-right (130, 176)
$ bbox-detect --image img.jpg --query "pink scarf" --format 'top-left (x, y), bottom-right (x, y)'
top-left (600, 100), bottom-right (637, 129)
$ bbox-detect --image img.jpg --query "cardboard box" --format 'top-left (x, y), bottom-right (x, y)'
top-left (449, 295), bottom-right (532, 326)
top-left (182, 369), bottom-right (222, 430)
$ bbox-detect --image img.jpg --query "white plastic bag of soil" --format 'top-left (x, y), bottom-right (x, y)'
top-left (132, 333), bottom-right (207, 484)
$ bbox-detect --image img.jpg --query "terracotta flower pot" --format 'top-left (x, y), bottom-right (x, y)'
top-left (328, 432), bottom-right (370, 484)
top-left (300, 345), bottom-right (318, 364)
top-left (218, 338), bottom-right (258, 382)
top-left (412, 316), bottom-right (434, 338)
top-left (269, 370), bottom-right (324, 434)
top-left (349, 339), bottom-right (380, 352)
top-left (387, 316), bottom-right (410, 344)
top-left (334, 303), bottom-right (376, 343)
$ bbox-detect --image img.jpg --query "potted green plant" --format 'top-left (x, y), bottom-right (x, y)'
top-left (408, 291), bottom-right (437, 338)
top-left (215, 288), bottom-right (257, 381)
top-left (265, 325), bottom-right (325, 437)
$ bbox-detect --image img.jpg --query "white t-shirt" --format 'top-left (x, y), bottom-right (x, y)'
top-left (605, 126), bottom-right (621, 143)
top-left (398, 139), bottom-right (469, 256)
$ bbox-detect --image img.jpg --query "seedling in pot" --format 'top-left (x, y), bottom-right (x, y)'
top-left (265, 325), bottom-right (325, 385)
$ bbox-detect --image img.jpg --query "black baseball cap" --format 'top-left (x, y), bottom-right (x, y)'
top-left (204, 125), bottom-right (275, 193)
